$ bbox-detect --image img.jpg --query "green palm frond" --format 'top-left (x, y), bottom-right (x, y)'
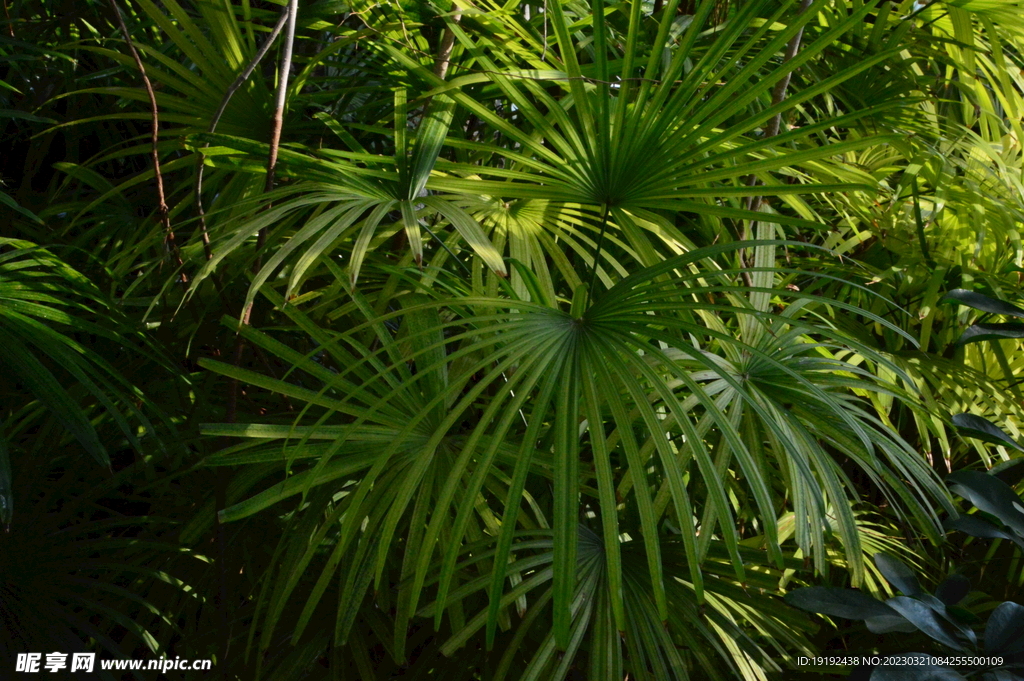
top-left (0, 239), bottom-right (156, 487)
top-left (199, 242), bottom-right (952, 675)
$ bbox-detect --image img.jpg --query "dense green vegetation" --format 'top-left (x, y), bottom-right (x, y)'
top-left (5, 0), bottom-right (1024, 678)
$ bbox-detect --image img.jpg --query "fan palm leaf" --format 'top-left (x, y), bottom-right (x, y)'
top-left (199, 242), bottom-right (953, 669)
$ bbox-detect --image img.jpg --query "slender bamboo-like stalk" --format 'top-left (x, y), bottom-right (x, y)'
top-left (107, 0), bottom-right (184, 275)
top-left (738, 0), bottom-right (814, 287)
top-left (243, 0), bottom-right (299, 321)
top-left (262, 0), bottom-right (300, 197)
top-left (763, 0), bottom-right (815, 139)
top-left (746, 0), bottom-right (815, 221)
top-left (433, 5), bottom-right (463, 80)
top-left (2, 0), bottom-right (13, 38)
top-left (194, 4), bottom-right (291, 260)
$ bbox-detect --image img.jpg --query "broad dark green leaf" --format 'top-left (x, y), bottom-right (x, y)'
top-left (874, 553), bottom-right (922, 596)
top-left (951, 414), bottom-right (1024, 453)
top-left (865, 613), bottom-right (919, 633)
top-left (985, 602), bottom-right (1024, 654)
top-left (784, 587), bottom-right (897, 620)
top-left (945, 515), bottom-right (1014, 541)
top-left (885, 597), bottom-right (965, 650)
top-left (942, 290), bottom-right (1024, 318)
top-left (958, 323), bottom-right (1024, 345)
top-left (947, 470), bottom-right (1024, 536)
